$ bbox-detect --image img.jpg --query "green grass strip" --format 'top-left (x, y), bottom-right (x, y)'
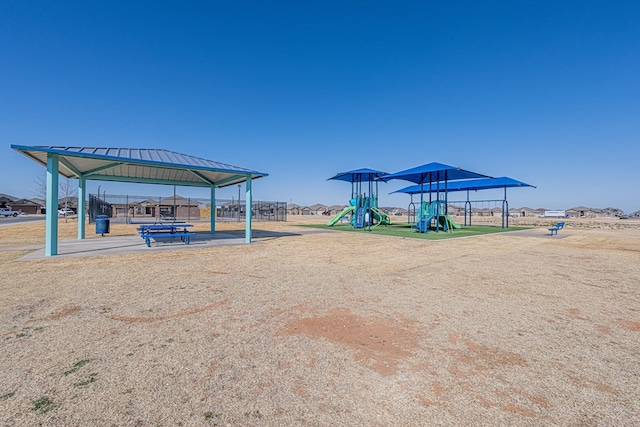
top-left (300, 222), bottom-right (531, 240)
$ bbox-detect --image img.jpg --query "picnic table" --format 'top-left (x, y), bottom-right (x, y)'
top-left (137, 223), bottom-right (196, 247)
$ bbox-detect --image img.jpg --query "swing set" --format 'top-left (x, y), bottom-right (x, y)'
top-left (393, 177), bottom-right (536, 229)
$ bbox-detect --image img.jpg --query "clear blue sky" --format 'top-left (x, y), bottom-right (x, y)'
top-left (2, 1), bottom-right (639, 212)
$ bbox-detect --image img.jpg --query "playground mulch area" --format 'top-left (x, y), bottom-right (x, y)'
top-left (1, 216), bottom-right (640, 426)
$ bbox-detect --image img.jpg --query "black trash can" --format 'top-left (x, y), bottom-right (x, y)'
top-left (96, 214), bottom-right (110, 235)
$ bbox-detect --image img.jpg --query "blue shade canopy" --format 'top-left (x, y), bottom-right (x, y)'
top-left (328, 168), bottom-right (388, 183)
top-left (391, 177), bottom-right (536, 195)
top-left (11, 145), bottom-right (268, 188)
top-left (378, 162), bottom-right (491, 184)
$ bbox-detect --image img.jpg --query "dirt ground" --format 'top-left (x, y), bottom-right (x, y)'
top-left (0, 215), bottom-right (639, 426)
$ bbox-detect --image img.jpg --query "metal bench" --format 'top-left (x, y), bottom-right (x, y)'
top-left (548, 222), bottom-right (565, 236)
top-left (137, 224), bottom-right (196, 247)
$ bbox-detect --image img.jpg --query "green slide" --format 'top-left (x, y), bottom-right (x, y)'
top-left (446, 215), bottom-right (462, 229)
top-left (370, 207), bottom-right (391, 226)
top-left (438, 215), bottom-right (462, 231)
top-left (327, 206), bottom-right (355, 226)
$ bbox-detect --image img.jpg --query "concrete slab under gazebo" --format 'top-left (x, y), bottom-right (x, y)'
top-left (11, 145), bottom-right (268, 256)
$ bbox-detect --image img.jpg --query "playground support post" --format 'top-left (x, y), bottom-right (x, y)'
top-left (408, 194), bottom-right (416, 224)
top-left (502, 186), bottom-right (509, 228)
top-left (502, 199), bottom-right (509, 228)
top-left (434, 170), bottom-right (443, 232)
top-left (464, 189), bottom-right (472, 226)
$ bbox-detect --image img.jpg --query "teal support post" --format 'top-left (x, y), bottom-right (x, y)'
top-left (78, 177), bottom-right (86, 239)
top-left (245, 177), bottom-right (252, 243)
top-left (45, 154), bottom-right (59, 256)
top-left (210, 185), bottom-right (216, 234)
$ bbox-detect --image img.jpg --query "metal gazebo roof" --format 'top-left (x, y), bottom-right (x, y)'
top-left (11, 145), bottom-right (268, 256)
top-left (11, 145), bottom-right (268, 187)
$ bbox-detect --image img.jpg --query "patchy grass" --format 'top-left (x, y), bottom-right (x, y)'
top-left (244, 410), bottom-right (263, 419)
top-left (1, 391), bottom-right (15, 400)
top-left (32, 396), bottom-right (55, 413)
top-left (74, 375), bottom-right (97, 387)
top-left (204, 411), bottom-right (223, 423)
top-left (63, 359), bottom-right (90, 376)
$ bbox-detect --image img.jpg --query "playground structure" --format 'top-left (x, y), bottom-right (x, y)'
top-left (326, 197), bottom-right (391, 228)
top-left (393, 176), bottom-right (536, 229)
top-left (413, 200), bottom-right (462, 233)
top-left (327, 163), bottom-right (535, 234)
top-left (380, 162), bottom-right (492, 233)
top-left (326, 168), bottom-right (391, 230)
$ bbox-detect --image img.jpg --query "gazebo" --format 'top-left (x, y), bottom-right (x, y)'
top-left (11, 145), bottom-right (268, 256)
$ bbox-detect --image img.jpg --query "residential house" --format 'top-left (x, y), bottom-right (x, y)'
top-left (327, 205), bottom-right (348, 215)
top-left (58, 196), bottom-right (78, 212)
top-left (515, 207), bottom-right (537, 217)
top-left (0, 193), bottom-right (17, 208)
top-left (10, 198), bottom-right (43, 214)
top-left (158, 195), bottom-right (200, 219)
top-left (309, 204), bottom-right (328, 216)
top-left (287, 204), bottom-right (302, 215)
top-left (129, 195), bottom-right (200, 219)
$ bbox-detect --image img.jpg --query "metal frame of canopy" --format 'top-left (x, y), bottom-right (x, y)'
top-left (328, 168), bottom-right (388, 200)
top-left (379, 162), bottom-right (492, 232)
top-left (391, 177), bottom-right (536, 228)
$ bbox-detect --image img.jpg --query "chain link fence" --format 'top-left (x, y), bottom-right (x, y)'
top-left (88, 193), bottom-right (287, 224)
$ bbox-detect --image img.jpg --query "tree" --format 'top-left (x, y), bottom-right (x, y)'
top-left (59, 177), bottom-right (78, 222)
top-left (33, 171), bottom-right (47, 201)
top-left (33, 171), bottom-right (78, 221)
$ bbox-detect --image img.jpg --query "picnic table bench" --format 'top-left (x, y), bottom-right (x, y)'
top-left (137, 224), bottom-right (196, 247)
top-left (548, 221), bottom-right (565, 236)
